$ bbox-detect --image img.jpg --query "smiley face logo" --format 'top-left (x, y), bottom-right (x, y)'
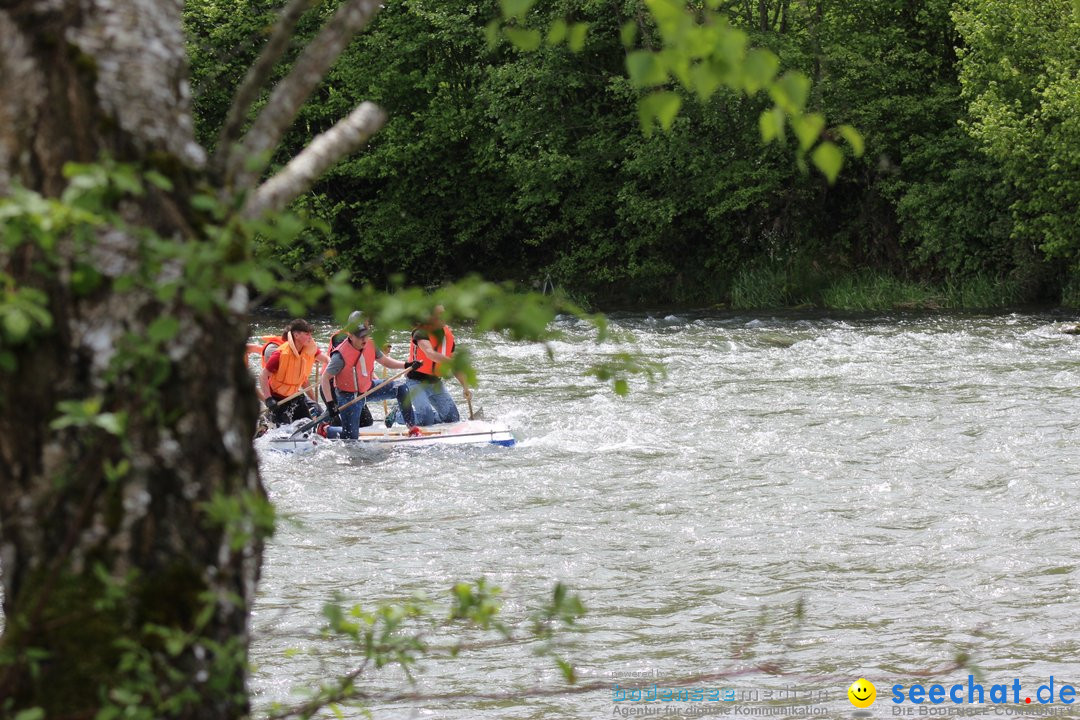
top-left (848, 678), bottom-right (876, 708)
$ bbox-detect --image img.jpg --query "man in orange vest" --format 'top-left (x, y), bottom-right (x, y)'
top-left (395, 305), bottom-right (472, 427)
top-left (318, 311), bottom-right (415, 439)
top-left (258, 319), bottom-right (329, 425)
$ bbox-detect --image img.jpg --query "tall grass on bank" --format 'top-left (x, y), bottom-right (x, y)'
top-left (1060, 272), bottom-right (1080, 308)
top-left (729, 264), bottom-right (1031, 311)
top-left (729, 265), bottom-right (792, 309)
top-left (820, 273), bottom-right (938, 310)
top-left (942, 274), bottom-right (1023, 309)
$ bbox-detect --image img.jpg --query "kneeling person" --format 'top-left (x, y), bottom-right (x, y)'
top-left (259, 319), bottom-right (328, 425)
top-left (397, 305), bottom-right (471, 427)
top-left (320, 311), bottom-right (409, 439)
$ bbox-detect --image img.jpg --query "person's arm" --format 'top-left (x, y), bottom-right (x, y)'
top-left (376, 352), bottom-right (407, 370)
top-left (258, 368), bottom-right (271, 402)
top-left (319, 372), bottom-right (335, 405)
top-left (416, 338), bottom-right (451, 366)
top-left (418, 338), bottom-right (466, 394)
top-left (258, 367), bottom-right (275, 405)
top-left (305, 350), bottom-right (331, 401)
top-left (258, 351), bottom-right (281, 404)
top-left (319, 351), bottom-right (346, 413)
top-left (319, 352), bottom-right (341, 403)
top-left (454, 371), bottom-right (472, 402)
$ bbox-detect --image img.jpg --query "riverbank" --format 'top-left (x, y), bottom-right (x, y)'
top-left (565, 267), bottom-right (1080, 314)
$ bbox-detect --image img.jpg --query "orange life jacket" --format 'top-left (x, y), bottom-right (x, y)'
top-left (268, 339), bottom-right (316, 397)
top-left (408, 325), bottom-right (454, 377)
top-left (258, 335), bottom-right (284, 368)
top-left (331, 337), bottom-right (376, 393)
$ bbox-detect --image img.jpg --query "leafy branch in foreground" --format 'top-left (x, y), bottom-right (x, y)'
top-left (263, 581), bottom-right (585, 720)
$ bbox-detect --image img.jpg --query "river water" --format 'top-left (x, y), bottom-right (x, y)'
top-left (251, 312), bottom-right (1080, 719)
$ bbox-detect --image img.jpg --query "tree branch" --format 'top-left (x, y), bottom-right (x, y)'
top-left (225, 0), bottom-right (382, 192)
top-left (242, 101), bottom-right (386, 219)
top-left (212, 0), bottom-right (319, 177)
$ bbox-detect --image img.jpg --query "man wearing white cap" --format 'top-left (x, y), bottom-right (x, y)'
top-left (319, 311), bottom-right (412, 439)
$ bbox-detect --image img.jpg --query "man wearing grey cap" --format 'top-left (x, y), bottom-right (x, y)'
top-left (319, 311), bottom-right (412, 439)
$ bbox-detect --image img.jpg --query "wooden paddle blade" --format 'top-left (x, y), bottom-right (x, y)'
top-left (470, 406), bottom-right (484, 420)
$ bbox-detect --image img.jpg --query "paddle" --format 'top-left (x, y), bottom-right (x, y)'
top-left (285, 366), bottom-right (412, 438)
top-left (274, 387), bottom-right (308, 406)
top-left (259, 385), bottom-right (310, 421)
top-left (381, 343), bottom-right (392, 418)
top-left (465, 393), bottom-right (484, 421)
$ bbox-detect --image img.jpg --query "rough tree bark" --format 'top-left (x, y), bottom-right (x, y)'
top-left (0, 0), bottom-right (383, 716)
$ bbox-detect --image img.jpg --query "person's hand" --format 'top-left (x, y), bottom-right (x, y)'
top-left (463, 387), bottom-right (473, 401)
top-left (263, 397), bottom-right (278, 411)
top-left (325, 398), bottom-right (339, 424)
top-left (407, 360), bottom-right (422, 370)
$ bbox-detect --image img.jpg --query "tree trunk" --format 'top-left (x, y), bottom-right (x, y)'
top-left (0, 2), bottom-right (264, 717)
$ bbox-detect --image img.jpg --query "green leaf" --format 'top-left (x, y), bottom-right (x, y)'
top-left (637, 91), bottom-right (682, 136)
top-left (555, 657), bottom-right (577, 683)
top-left (504, 27), bottom-right (541, 51)
top-left (147, 315), bottom-right (180, 344)
top-left (190, 194), bottom-right (218, 213)
top-left (626, 51), bottom-right (667, 88)
top-left (646, 0), bottom-right (684, 27)
top-left (661, 48), bottom-right (692, 88)
top-left (164, 633), bottom-right (186, 657)
top-left (484, 19), bottom-right (501, 49)
top-left (110, 165), bottom-right (143, 196)
top-left (759, 107), bottom-right (785, 143)
top-left (3, 308), bottom-right (31, 341)
top-left (689, 62), bottom-right (722, 101)
top-left (769, 71), bottom-right (810, 113)
top-left (792, 113), bottom-right (825, 151)
top-left (838, 124), bottom-right (865, 157)
top-left (620, 20), bottom-right (638, 48)
top-left (500, 0), bottom-right (534, 20)
top-left (567, 22), bottom-right (588, 52)
top-left (811, 141), bottom-right (844, 183)
top-left (93, 412), bottom-right (127, 436)
top-left (15, 709), bottom-right (45, 720)
top-left (743, 48), bottom-right (779, 94)
top-left (144, 170), bottom-right (174, 191)
top-left (614, 378), bottom-right (629, 396)
top-left (71, 264), bottom-right (103, 295)
top-left (546, 19), bottom-right (567, 45)
top-left (716, 26), bottom-right (748, 66)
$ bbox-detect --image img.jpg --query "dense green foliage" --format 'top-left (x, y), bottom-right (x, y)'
top-left (184, 0), bottom-right (1080, 308)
